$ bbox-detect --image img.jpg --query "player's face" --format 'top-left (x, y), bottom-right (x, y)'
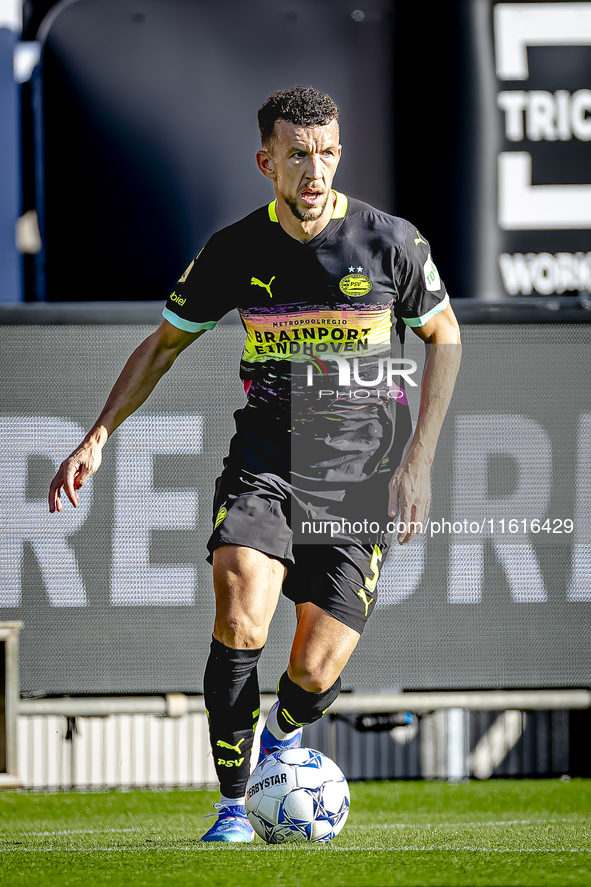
top-left (264, 119), bottom-right (341, 222)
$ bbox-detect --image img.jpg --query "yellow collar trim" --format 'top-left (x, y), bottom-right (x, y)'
top-left (331, 190), bottom-right (348, 218)
top-left (267, 190), bottom-right (348, 223)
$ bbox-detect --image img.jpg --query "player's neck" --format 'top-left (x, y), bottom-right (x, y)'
top-left (274, 191), bottom-right (336, 243)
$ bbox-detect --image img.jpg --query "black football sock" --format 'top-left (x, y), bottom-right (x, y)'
top-left (204, 636), bottom-right (263, 799)
top-left (275, 670), bottom-right (342, 732)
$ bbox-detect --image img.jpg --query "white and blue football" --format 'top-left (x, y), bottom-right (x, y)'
top-left (245, 747), bottom-right (350, 844)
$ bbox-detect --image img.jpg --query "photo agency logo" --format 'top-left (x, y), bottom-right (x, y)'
top-left (304, 356), bottom-right (418, 403)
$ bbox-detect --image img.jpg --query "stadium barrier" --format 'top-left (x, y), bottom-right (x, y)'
top-left (0, 622), bottom-right (23, 788)
top-left (16, 690), bottom-right (588, 789)
top-left (17, 688), bottom-right (591, 717)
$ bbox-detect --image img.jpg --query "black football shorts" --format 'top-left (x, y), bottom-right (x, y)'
top-left (206, 409), bottom-right (397, 635)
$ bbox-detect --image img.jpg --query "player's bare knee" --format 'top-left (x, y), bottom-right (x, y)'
top-left (288, 661), bottom-right (336, 694)
top-left (214, 614), bottom-right (268, 650)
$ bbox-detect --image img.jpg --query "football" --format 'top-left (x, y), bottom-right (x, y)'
top-left (245, 747), bottom-right (350, 844)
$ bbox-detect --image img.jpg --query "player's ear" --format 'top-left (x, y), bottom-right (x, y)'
top-left (256, 149), bottom-right (276, 180)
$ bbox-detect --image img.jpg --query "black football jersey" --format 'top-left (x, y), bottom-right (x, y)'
top-left (163, 192), bottom-right (449, 482)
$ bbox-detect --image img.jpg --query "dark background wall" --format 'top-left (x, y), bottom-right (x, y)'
top-left (17, 0), bottom-right (591, 305)
top-left (35, 0), bottom-right (396, 301)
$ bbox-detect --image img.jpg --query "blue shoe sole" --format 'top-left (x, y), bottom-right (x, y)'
top-left (201, 831), bottom-right (254, 842)
top-left (201, 817), bottom-right (255, 842)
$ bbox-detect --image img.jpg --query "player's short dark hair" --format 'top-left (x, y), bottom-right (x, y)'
top-left (257, 86), bottom-right (339, 148)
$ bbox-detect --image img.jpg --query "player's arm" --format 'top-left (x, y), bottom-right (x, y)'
top-left (389, 304), bottom-right (461, 543)
top-left (48, 319), bottom-right (204, 513)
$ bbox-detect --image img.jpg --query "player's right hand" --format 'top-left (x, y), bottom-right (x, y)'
top-left (48, 441), bottom-right (103, 513)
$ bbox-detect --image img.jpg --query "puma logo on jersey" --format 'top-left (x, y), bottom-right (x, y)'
top-left (357, 587), bottom-right (374, 618)
top-left (414, 231), bottom-right (427, 246)
top-left (216, 738), bottom-right (245, 755)
top-left (251, 276), bottom-right (275, 297)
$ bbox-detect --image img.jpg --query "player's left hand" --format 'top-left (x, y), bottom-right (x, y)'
top-left (388, 456), bottom-right (431, 545)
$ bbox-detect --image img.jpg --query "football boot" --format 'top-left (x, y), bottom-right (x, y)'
top-left (200, 803), bottom-right (255, 843)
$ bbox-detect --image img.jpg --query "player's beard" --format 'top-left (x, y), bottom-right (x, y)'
top-left (284, 190), bottom-right (331, 222)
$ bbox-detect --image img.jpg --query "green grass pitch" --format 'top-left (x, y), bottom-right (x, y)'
top-left (1, 780), bottom-right (590, 886)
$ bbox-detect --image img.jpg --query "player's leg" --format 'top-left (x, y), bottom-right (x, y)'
top-left (202, 544), bottom-right (286, 842)
top-left (289, 600), bottom-right (361, 692)
top-left (260, 602), bottom-right (359, 753)
top-left (259, 540), bottom-right (384, 756)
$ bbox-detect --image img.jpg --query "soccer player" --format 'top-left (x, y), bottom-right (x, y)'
top-left (49, 87), bottom-right (461, 842)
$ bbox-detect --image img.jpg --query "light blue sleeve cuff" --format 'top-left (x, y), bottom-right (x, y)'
top-left (403, 292), bottom-right (450, 328)
top-left (162, 307), bottom-right (218, 333)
